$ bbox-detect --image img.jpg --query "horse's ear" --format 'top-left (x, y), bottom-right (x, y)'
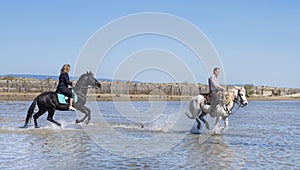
top-left (87, 71), bottom-right (93, 76)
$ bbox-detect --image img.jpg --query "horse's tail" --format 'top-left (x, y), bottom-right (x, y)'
top-left (184, 95), bottom-right (204, 119)
top-left (23, 97), bottom-right (38, 127)
top-left (184, 100), bottom-right (199, 119)
top-left (184, 111), bottom-right (195, 119)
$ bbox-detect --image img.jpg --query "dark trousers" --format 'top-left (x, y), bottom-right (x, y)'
top-left (57, 87), bottom-right (73, 98)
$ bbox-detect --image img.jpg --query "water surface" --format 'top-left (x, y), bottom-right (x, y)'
top-left (0, 100), bottom-right (299, 169)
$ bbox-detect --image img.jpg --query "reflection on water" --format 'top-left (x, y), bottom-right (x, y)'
top-left (0, 101), bottom-right (299, 169)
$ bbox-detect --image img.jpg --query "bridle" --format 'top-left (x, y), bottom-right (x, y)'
top-left (236, 89), bottom-right (247, 107)
top-left (224, 89), bottom-right (246, 115)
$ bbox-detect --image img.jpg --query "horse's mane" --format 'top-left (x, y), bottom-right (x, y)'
top-left (74, 72), bottom-right (94, 89)
top-left (78, 71), bottom-right (93, 80)
top-left (224, 91), bottom-right (235, 105)
top-left (223, 86), bottom-right (244, 105)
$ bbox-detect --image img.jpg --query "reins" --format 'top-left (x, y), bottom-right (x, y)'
top-left (228, 101), bottom-right (243, 114)
top-left (224, 94), bottom-right (245, 115)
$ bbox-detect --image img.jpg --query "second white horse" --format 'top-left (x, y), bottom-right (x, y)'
top-left (185, 87), bottom-right (248, 131)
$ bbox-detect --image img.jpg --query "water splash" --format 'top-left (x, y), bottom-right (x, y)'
top-left (112, 113), bottom-right (173, 132)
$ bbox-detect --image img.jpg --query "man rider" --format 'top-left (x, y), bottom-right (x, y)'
top-left (208, 67), bottom-right (225, 114)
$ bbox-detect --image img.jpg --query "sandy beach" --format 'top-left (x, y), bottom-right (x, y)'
top-left (247, 93), bottom-right (300, 101)
top-left (0, 92), bottom-right (189, 101)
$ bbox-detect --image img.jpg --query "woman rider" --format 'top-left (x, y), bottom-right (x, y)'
top-left (56, 64), bottom-right (76, 111)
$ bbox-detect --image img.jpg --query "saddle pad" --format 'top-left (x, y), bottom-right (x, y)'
top-left (57, 89), bottom-right (78, 104)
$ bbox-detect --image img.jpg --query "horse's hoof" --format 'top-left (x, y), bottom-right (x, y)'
top-left (75, 119), bottom-right (80, 124)
top-left (197, 124), bottom-right (201, 130)
top-left (85, 120), bottom-right (90, 125)
top-left (35, 125), bottom-right (40, 128)
top-left (20, 124), bottom-right (28, 128)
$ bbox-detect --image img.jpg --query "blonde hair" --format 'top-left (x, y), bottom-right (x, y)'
top-left (60, 64), bottom-right (71, 74)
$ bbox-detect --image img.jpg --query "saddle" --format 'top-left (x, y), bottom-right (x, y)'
top-left (201, 93), bottom-right (211, 105)
top-left (57, 89), bottom-right (78, 104)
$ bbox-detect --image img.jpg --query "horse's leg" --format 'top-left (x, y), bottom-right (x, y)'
top-left (33, 109), bottom-right (46, 128)
top-left (214, 116), bottom-right (221, 129)
top-left (84, 106), bottom-right (91, 124)
top-left (196, 115), bottom-right (201, 130)
top-left (47, 110), bottom-right (61, 127)
top-left (193, 104), bottom-right (202, 129)
top-left (75, 106), bottom-right (87, 124)
top-left (223, 116), bottom-right (229, 128)
top-left (76, 106), bottom-right (91, 124)
top-left (199, 112), bottom-right (209, 129)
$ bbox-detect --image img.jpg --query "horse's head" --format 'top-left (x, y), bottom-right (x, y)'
top-left (234, 87), bottom-right (248, 106)
top-left (77, 71), bottom-right (101, 89)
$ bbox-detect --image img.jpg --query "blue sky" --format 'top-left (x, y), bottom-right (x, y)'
top-left (0, 0), bottom-right (299, 88)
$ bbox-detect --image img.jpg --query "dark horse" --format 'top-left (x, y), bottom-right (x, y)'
top-left (22, 72), bottom-right (101, 128)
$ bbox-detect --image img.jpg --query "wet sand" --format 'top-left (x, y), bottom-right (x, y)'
top-left (0, 92), bottom-right (299, 101)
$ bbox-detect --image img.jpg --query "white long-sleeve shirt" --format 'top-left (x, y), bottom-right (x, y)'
top-left (209, 74), bottom-right (224, 92)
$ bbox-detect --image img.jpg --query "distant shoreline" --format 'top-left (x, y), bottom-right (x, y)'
top-left (0, 92), bottom-right (299, 101)
top-left (1, 76), bottom-right (300, 102)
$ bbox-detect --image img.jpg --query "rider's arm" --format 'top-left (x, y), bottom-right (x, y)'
top-left (62, 73), bottom-right (73, 87)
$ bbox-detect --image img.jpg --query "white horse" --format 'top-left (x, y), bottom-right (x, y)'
top-left (185, 87), bottom-right (248, 131)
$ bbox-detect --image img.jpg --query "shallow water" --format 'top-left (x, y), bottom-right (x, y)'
top-left (0, 100), bottom-right (299, 169)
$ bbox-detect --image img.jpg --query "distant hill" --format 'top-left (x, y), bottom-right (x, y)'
top-left (1, 74), bottom-right (59, 80)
